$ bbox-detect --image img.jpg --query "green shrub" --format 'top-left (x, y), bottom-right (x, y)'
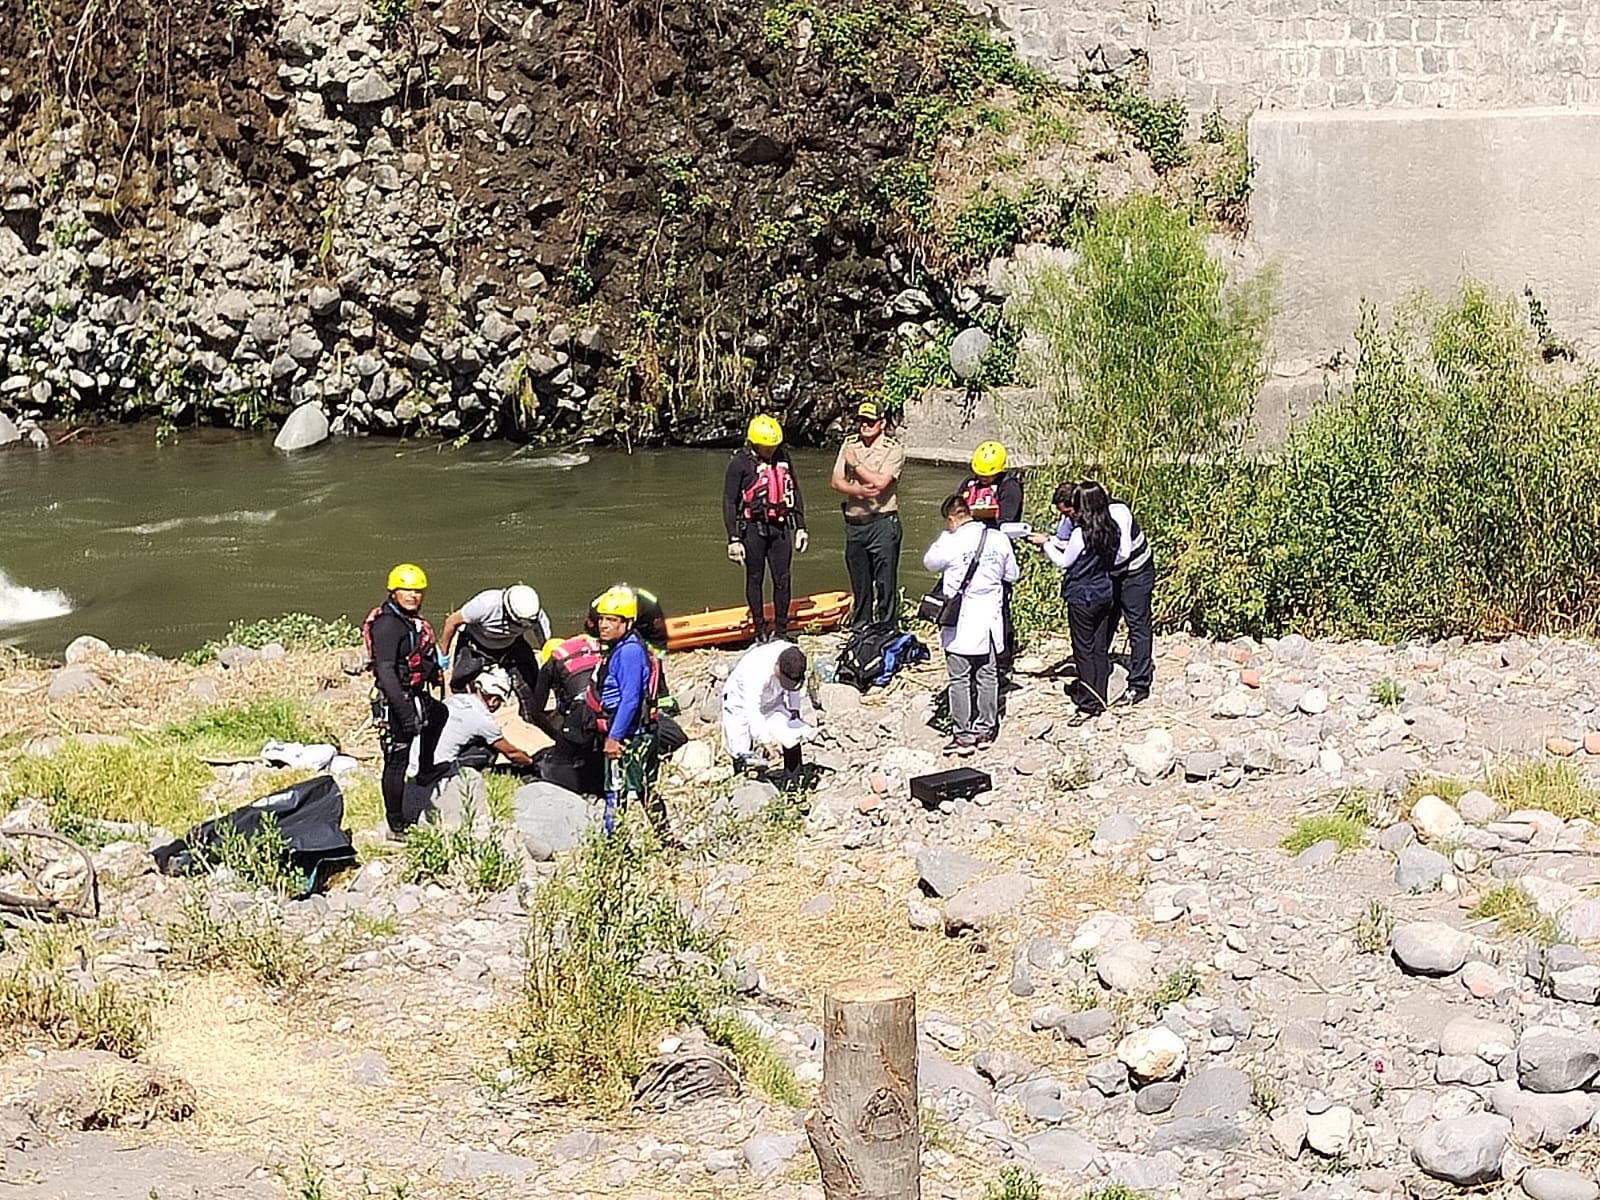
top-left (1351, 900), bottom-right (1393, 954)
top-left (1010, 194), bottom-right (1272, 503)
top-left (164, 698), bottom-right (331, 759)
top-left (1093, 81), bottom-right (1187, 171)
top-left (183, 612), bottom-right (360, 666)
top-left (985, 1166), bottom-right (1042, 1200)
top-left (402, 817), bottom-right (520, 896)
top-left (166, 889), bottom-right (314, 991)
top-left (0, 929), bottom-right (153, 1056)
top-left (1166, 284), bottom-right (1600, 641)
top-left (1281, 814), bottom-right (1365, 856)
top-left (518, 820), bottom-right (796, 1109)
top-left (4, 740), bottom-right (215, 836)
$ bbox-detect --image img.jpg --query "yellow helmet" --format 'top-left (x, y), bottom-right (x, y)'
top-left (746, 415), bottom-right (784, 447)
top-left (386, 562), bottom-right (428, 591)
top-left (539, 637), bottom-right (563, 664)
top-left (593, 586), bottom-right (638, 620)
top-left (971, 440), bottom-right (1007, 477)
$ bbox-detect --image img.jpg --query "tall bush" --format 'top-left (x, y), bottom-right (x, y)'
top-left (1166, 283), bottom-right (1600, 640)
top-left (1009, 194), bottom-right (1273, 504)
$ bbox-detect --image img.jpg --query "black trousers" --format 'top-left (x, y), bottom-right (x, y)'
top-left (379, 693), bottom-right (445, 830)
top-left (999, 581), bottom-right (1016, 671)
top-left (843, 513), bottom-right (902, 629)
top-left (451, 632), bottom-right (539, 721)
top-left (1066, 599), bottom-right (1115, 715)
top-left (741, 522), bottom-right (793, 637)
top-left (1112, 560), bottom-right (1156, 694)
top-left (538, 736), bottom-right (605, 796)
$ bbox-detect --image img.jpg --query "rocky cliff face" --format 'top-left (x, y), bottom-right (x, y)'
top-left (0, 0), bottom-right (970, 444)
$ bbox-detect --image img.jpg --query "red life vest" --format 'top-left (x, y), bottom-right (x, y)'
top-left (740, 460), bottom-right (795, 524)
top-left (584, 634), bottom-right (663, 737)
top-left (549, 634), bottom-right (602, 710)
top-left (962, 479), bottom-right (1001, 520)
top-left (362, 602), bottom-right (438, 691)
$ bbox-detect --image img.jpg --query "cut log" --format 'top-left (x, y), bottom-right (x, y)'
top-left (805, 976), bottom-right (919, 1199)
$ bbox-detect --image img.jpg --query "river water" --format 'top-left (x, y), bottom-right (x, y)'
top-left (0, 432), bottom-right (972, 657)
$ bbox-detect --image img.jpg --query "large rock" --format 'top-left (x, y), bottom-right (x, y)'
top-left (1391, 921), bottom-right (1473, 976)
top-left (1411, 794), bottom-right (1465, 842)
top-left (1411, 1114), bottom-right (1510, 1186)
top-left (1305, 1105), bottom-right (1355, 1156)
top-left (915, 847), bottom-right (991, 898)
top-left (742, 1131), bottom-right (804, 1179)
top-left (273, 402), bottom-right (330, 452)
top-left (1171, 1065), bottom-right (1250, 1119)
top-left (1395, 844), bottom-right (1452, 893)
top-left (47, 668), bottom-right (104, 700)
top-left (510, 781), bottom-right (591, 856)
top-left (943, 873), bottom-right (1032, 935)
top-left (1121, 728), bottom-right (1176, 783)
top-left (1489, 1081), bottom-right (1598, 1147)
top-left (1517, 1030), bottom-right (1600, 1093)
top-left (1116, 1026), bottom-right (1186, 1083)
top-left (1440, 1017), bottom-right (1516, 1062)
top-left (347, 68), bottom-right (398, 105)
top-left (63, 635), bottom-right (110, 663)
top-left (1095, 940), bottom-right (1157, 993)
top-left (440, 1145), bottom-right (538, 1181)
top-left (948, 326), bottom-right (992, 382)
top-left (1523, 1168), bottom-right (1600, 1200)
top-left (1022, 1127), bottom-right (1098, 1175)
top-left (0, 411), bottom-right (20, 446)
top-left (1147, 1116), bottom-right (1245, 1153)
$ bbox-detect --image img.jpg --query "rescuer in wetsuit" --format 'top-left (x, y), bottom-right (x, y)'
top-left (723, 415), bottom-right (808, 643)
top-left (364, 563), bottom-right (445, 838)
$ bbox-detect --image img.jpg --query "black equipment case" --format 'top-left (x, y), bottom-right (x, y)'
top-left (909, 768), bottom-right (992, 808)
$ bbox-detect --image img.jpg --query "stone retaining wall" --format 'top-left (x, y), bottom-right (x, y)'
top-left (972, 0), bottom-right (1600, 115)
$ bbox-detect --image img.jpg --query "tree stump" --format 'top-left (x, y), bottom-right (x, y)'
top-left (804, 976), bottom-right (920, 1200)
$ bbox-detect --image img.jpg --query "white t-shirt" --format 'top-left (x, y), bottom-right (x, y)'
top-left (426, 694), bottom-right (504, 769)
top-left (459, 588), bottom-right (551, 651)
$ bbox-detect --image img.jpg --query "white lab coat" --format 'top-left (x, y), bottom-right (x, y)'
top-left (922, 520), bottom-right (1019, 656)
top-left (721, 640), bottom-right (814, 758)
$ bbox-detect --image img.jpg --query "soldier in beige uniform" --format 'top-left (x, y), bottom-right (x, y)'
top-left (830, 399), bottom-right (906, 629)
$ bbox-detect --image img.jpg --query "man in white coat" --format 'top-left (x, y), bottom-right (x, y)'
top-left (721, 641), bottom-right (814, 776)
top-left (923, 492), bottom-right (1019, 755)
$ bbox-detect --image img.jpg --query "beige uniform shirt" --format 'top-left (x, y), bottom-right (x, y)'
top-left (834, 434), bottom-right (905, 519)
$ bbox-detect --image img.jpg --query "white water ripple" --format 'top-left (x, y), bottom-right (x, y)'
top-left (0, 570), bottom-right (72, 627)
top-left (118, 509), bottom-right (279, 535)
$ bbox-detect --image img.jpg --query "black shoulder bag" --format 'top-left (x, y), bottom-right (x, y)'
top-left (918, 528), bottom-right (989, 627)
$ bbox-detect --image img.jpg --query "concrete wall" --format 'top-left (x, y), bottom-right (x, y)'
top-left (1248, 107), bottom-right (1600, 370)
top-left (971, 0), bottom-right (1600, 114)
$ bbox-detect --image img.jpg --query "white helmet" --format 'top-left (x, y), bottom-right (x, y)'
top-left (504, 584), bottom-right (541, 624)
top-left (477, 667), bottom-right (514, 701)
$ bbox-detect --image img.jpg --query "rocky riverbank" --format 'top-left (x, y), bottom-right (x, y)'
top-left (6, 627), bottom-right (1600, 1199)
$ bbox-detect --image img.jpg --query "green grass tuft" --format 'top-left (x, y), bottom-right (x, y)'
top-left (1469, 883), bottom-right (1543, 936)
top-left (1281, 814), bottom-right (1366, 856)
top-left (1490, 759), bottom-right (1600, 823)
top-left (163, 698), bottom-right (332, 760)
top-left (0, 928), bottom-right (153, 1056)
top-left (4, 740), bottom-right (215, 836)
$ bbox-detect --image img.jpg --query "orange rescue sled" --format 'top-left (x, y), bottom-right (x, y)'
top-left (665, 590), bottom-right (854, 652)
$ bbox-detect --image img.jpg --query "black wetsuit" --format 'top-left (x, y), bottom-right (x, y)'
top-left (723, 447), bottom-right (806, 639)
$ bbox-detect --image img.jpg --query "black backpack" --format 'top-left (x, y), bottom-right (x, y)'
top-left (834, 624), bottom-right (928, 692)
top-left (152, 774), bottom-right (358, 896)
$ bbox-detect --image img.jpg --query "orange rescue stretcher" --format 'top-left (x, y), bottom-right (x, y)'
top-left (664, 590), bottom-right (854, 652)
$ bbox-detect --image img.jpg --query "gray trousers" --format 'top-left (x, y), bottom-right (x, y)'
top-left (947, 649), bottom-right (999, 737)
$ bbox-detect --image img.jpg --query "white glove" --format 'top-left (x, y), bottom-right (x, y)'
top-left (727, 540), bottom-right (746, 565)
top-left (795, 530), bottom-right (810, 553)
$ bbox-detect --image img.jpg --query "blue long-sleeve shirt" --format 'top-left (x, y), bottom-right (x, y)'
top-left (599, 633), bottom-right (652, 741)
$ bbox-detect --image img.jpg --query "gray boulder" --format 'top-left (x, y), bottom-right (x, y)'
top-left (1517, 1031), bottom-right (1600, 1093)
top-left (1395, 844), bottom-right (1451, 893)
top-left (742, 1131), bottom-right (804, 1179)
top-left (510, 781), bottom-right (590, 856)
top-left (943, 873), bottom-right (1031, 935)
top-left (1021, 1128), bottom-right (1098, 1175)
top-left (1390, 921), bottom-right (1473, 976)
top-left (948, 326), bottom-right (992, 382)
top-left (63, 635), bottom-right (110, 664)
top-left (47, 668), bottom-right (104, 700)
top-left (1147, 1116), bottom-right (1245, 1153)
top-left (1489, 1081), bottom-right (1597, 1148)
top-left (1171, 1065), bottom-right (1250, 1119)
top-left (0, 411), bottom-right (20, 446)
top-left (915, 847), bottom-right (991, 898)
top-left (347, 68), bottom-right (398, 105)
top-left (1522, 1168), bottom-right (1600, 1200)
top-left (273, 402), bottom-right (330, 452)
top-left (440, 1145), bottom-right (538, 1181)
top-left (1410, 1114), bottom-right (1509, 1186)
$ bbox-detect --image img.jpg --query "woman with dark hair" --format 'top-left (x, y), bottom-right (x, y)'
top-left (1028, 480), bottom-right (1118, 724)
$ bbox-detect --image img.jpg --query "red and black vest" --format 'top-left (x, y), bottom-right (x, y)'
top-left (548, 634), bottom-right (602, 711)
top-left (740, 460), bottom-right (795, 525)
top-left (362, 602), bottom-right (438, 691)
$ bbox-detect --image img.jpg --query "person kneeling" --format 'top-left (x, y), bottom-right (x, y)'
top-left (416, 667), bottom-right (533, 780)
top-left (721, 641), bottom-right (814, 779)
